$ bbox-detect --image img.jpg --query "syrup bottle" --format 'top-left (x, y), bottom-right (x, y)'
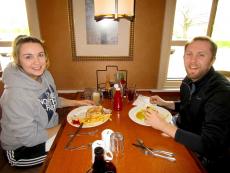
top-left (113, 84), bottom-right (123, 111)
top-left (92, 147), bottom-right (116, 173)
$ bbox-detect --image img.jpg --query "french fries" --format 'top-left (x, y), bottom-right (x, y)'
top-left (73, 106), bottom-right (111, 126)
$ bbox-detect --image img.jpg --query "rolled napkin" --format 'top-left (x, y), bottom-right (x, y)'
top-left (133, 95), bottom-right (155, 107)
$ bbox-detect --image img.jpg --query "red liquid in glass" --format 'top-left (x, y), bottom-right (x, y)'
top-left (127, 89), bottom-right (135, 101)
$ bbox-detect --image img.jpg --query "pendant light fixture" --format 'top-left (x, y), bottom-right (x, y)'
top-left (94, 0), bottom-right (135, 21)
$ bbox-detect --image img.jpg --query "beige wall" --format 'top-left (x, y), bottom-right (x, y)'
top-left (36, 0), bottom-right (166, 90)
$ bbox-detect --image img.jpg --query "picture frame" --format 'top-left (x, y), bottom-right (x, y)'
top-left (68, 0), bottom-right (134, 61)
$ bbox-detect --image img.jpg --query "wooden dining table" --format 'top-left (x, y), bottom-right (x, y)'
top-left (40, 91), bottom-right (206, 173)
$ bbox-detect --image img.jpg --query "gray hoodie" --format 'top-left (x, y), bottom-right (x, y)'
top-left (0, 63), bottom-right (60, 150)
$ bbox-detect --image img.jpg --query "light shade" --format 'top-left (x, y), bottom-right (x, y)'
top-left (94, 0), bottom-right (135, 21)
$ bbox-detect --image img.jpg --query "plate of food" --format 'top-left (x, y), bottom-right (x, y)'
top-left (67, 106), bottom-right (112, 128)
top-left (128, 105), bottom-right (172, 126)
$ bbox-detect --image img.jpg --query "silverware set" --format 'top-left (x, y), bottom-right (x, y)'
top-left (133, 139), bottom-right (176, 162)
top-left (65, 142), bottom-right (92, 151)
top-left (64, 125), bottom-right (176, 161)
top-left (68, 129), bottom-right (99, 137)
top-left (65, 123), bottom-right (98, 151)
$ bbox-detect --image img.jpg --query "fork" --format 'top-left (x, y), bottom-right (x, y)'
top-left (65, 142), bottom-right (92, 151)
top-left (136, 139), bottom-right (176, 162)
top-left (68, 129), bottom-right (99, 137)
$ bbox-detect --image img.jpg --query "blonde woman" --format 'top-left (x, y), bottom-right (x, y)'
top-left (0, 35), bottom-right (94, 167)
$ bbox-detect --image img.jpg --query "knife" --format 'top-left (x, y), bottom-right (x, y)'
top-left (65, 122), bottom-right (84, 149)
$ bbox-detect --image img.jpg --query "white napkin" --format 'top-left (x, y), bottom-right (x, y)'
top-left (45, 134), bottom-right (57, 152)
top-left (132, 95), bottom-right (155, 107)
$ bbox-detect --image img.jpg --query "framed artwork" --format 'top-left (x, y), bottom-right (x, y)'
top-left (68, 0), bottom-right (134, 61)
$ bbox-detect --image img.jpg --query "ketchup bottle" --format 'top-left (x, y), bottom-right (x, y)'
top-left (113, 84), bottom-right (123, 111)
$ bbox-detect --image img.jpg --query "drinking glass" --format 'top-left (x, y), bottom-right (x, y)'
top-left (83, 88), bottom-right (94, 100)
top-left (92, 91), bottom-right (101, 105)
top-left (126, 86), bottom-right (136, 102)
top-left (110, 132), bottom-right (124, 161)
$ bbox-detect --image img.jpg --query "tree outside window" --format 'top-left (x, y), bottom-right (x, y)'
top-left (167, 0), bottom-right (230, 80)
top-left (0, 0), bottom-right (29, 72)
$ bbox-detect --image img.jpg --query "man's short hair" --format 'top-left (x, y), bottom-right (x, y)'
top-left (184, 36), bottom-right (217, 60)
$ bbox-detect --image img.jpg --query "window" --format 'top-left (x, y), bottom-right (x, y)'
top-left (0, 0), bottom-right (40, 72)
top-left (158, 0), bottom-right (230, 89)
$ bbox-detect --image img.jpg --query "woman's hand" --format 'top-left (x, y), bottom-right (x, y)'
top-left (59, 97), bottom-right (95, 107)
top-left (76, 99), bottom-right (95, 106)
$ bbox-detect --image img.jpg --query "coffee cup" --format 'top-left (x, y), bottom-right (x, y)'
top-left (101, 129), bottom-right (114, 152)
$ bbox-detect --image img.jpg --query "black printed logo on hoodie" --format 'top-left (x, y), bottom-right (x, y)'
top-left (39, 85), bottom-right (57, 121)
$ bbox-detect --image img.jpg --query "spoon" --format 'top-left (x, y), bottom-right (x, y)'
top-left (65, 142), bottom-right (92, 151)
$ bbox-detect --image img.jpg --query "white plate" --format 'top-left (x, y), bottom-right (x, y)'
top-left (67, 106), bottom-right (110, 128)
top-left (128, 105), bottom-right (172, 126)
